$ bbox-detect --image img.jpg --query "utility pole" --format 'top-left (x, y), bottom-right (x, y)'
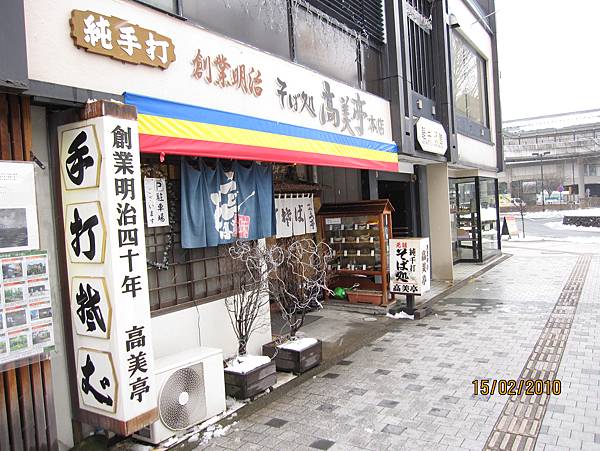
top-left (533, 151), bottom-right (550, 212)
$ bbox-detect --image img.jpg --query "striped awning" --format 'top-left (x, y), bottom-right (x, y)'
top-left (124, 93), bottom-right (398, 172)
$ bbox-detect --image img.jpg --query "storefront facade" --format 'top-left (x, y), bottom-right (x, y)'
top-left (0, 0), bottom-right (503, 447)
top-left (6, 0), bottom-right (401, 447)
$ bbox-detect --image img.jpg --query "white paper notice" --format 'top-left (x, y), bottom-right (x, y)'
top-left (144, 177), bottom-right (169, 228)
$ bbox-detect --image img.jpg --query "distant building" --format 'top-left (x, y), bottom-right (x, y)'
top-left (500, 110), bottom-right (600, 203)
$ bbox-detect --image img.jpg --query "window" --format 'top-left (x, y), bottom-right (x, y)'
top-left (181, 0), bottom-right (291, 59)
top-left (361, 42), bottom-right (384, 97)
top-left (585, 164), bottom-right (600, 177)
top-left (452, 33), bottom-right (488, 127)
top-left (142, 155), bottom-right (237, 314)
top-left (136, 0), bottom-right (178, 13)
top-left (293, 7), bottom-right (359, 88)
top-left (406, 0), bottom-right (435, 100)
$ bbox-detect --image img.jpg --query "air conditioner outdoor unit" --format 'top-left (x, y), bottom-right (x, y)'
top-left (133, 347), bottom-right (226, 445)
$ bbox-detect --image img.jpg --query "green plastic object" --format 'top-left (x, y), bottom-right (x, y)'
top-left (333, 286), bottom-right (347, 299)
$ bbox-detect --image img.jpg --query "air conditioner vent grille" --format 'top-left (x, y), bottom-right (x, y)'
top-left (159, 364), bottom-right (207, 431)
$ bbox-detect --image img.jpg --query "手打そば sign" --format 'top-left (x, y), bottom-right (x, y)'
top-left (58, 106), bottom-right (157, 433)
top-left (70, 10), bottom-right (176, 69)
top-left (389, 238), bottom-right (430, 295)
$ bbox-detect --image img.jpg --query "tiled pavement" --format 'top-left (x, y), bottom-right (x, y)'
top-left (194, 249), bottom-right (600, 451)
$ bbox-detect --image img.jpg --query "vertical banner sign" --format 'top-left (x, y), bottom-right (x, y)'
top-left (274, 196), bottom-right (293, 238)
top-left (389, 238), bottom-right (430, 295)
top-left (291, 196), bottom-right (306, 236)
top-left (58, 113), bottom-right (156, 429)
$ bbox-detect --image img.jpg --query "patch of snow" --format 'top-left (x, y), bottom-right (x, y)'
top-left (386, 311), bottom-right (414, 320)
top-left (225, 396), bottom-right (247, 411)
top-left (511, 235), bottom-right (600, 244)
top-left (200, 423), bottom-right (236, 445)
top-left (365, 428), bottom-right (374, 434)
top-left (225, 355), bottom-right (271, 374)
top-left (525, 208), bottom-right (600, 219)
top-left (188, 433), bottom-right (199, 442)
top-left (545, 221), bottom-right (600, 233)
top-left (278, 337), bottom-right (318, 351)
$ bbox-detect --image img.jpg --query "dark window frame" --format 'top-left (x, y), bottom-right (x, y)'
top-left (451, 32), bottom-right (492, 142)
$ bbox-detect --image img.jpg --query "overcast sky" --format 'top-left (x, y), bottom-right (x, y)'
top-left (495, 0), bottom-right (600, 121)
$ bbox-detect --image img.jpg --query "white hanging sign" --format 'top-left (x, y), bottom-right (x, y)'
top-left (144, 177), bottom-right (169, 228)
top-left (291, 196), bottom-right (306, 236)
top-left (389, 237), bottom-right (430, 295)
top-left (58, 112), bottom-right (157, 431)
top-left (303, 195), bottom-right (317, 234)
top-left (275, 194), bottom-right (318, 238)
top-left (275, 196), bottom-right (292, 238)
top-left (416, 117), bottom-right (447, 155)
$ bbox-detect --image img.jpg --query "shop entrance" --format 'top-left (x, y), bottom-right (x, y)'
top-left (377, 180), bottom-right (414, 238)
top-left (449, 177), bottom-right (501, 263)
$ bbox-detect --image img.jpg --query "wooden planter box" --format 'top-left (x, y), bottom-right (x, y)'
top-left (347, 289), bottom-right (386, 306)
top-left (224, 360), bottom-right (277, 399)
top-left (262, 339), bottom-right (322, 374)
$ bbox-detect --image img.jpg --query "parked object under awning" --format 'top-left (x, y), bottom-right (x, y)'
top-left (124, 93), bottom-right (398, 172)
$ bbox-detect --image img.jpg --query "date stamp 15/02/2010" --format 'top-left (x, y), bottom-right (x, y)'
top-left (472, 379), bottom-right (561, 396)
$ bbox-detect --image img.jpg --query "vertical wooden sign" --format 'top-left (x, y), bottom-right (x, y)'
top-left (58, 103), bottom-right (157, 434)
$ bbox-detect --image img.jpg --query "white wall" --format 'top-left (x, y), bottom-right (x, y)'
top-left (426, 163), bottom-right (454, 281)
top-left (31, 106), bottom-right (74, 450)
top-left (448, 0), bottom-right (498, 169)
top-left (457, 134), bottom-right (497, 169)
top-left (151, 295), bottom-right (272, 361)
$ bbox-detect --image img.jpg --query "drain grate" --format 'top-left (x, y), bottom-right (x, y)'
top-left (484, 255), bottom-right (592, 451)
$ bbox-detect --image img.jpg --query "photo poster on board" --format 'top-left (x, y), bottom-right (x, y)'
top-left (0, 162), bottom-right (39, 253)
top-left (0, 249), bottom-right (54, 367)
top-left (275, 194), bottom-right (317, 238)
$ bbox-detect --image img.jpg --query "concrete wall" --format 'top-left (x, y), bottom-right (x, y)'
top-left (31, 105), bottom-right (74, 450)
top-left (151, 296), bottom-right (272, 361)
top-left (426, 163), bottom-right (453, 280)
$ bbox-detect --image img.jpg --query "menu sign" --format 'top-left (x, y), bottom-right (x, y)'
top-left (389, 238), bottom-right (430, 295)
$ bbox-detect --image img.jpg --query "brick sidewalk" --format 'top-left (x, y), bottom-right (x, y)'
top-left (193, 251), bottom-right (599, 451)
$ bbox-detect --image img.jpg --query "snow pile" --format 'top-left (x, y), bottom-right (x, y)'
top-left (278, 337), bottom-right (318, 351)
top-left (511, 235), bottom-right (600, 244)
top-left (200, 422), bottom-right (237, 445)
top-left (545, 221), bottom-right (600, 233)
top-left (526, 208), bottom-right (600, 219)
top-left (225, 355), bottom-right (271, 374)
top-left (386, 311), bottom-right (414, 320)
